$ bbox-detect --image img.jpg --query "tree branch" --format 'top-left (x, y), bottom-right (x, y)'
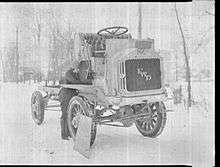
top-left (194, 25), bottom-right (214, 53)
top-left (205, 10), bottom-right (214, 16)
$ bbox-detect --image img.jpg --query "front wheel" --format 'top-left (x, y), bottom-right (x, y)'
top-left (135, 102), bottom-right (167, 138)
top-left (66, 96), bottom-right (97, 146)
top-left (31, 91), bottom-right (45, 125)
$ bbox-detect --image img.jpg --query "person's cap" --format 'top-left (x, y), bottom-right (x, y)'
top-left (71, 60), bottom-right (80, 69)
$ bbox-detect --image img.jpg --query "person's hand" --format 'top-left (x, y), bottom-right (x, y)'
top-left (73, 68), bottom-right (79, 73)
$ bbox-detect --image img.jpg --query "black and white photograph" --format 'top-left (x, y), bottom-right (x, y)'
top-left (0, 1), bottom-right (215, 166)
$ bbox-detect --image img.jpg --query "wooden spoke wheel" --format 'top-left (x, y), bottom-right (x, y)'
top-left (67, 96), bottom-right (97, 146)
top-left (31, 91), bottom-right (45, 125)
top-left (135, 102), bottom-right (167, 138)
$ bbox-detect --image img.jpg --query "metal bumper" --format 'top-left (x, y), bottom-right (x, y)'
top-left (106, 93), bottom-right (168, 107)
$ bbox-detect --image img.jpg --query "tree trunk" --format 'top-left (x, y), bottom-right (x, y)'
top-left (138, 3), bottom-right (142, 39)
top-left (175, 51), bottom-right (178, 82)
top-left (15, 26), bottom-right (19, 84)
top-left (0, 52), bottom-right (3, 82)
top-left (174, 3), bottom-right (192, 109)
top-left (37, 24), bottom-right (41, 82)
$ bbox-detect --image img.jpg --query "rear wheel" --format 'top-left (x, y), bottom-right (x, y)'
top-left (31, 91), bottom-right (45, 125)
top-left (66, 96), bottom-right (97, 146)
top-left (135, 102), bottom-right (166, 138)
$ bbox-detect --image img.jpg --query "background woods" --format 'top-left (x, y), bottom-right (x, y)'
top-left (0, 2), bottom-right (214, 108)
top-left (0, 2), bottom-right (215, 166)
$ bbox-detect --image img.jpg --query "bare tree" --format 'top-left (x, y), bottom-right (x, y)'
top-left (3, 43), bottom-right (17, 82)
top-left (194, 25), bottom-right (214, 54)
top-left (0, 50), bottom-right (3, 81)
top-left (193, 8), bottom-right (214, 54)
top-left (205, 10), bottom-right (214, 16)
top-left (138, 2), bottom-right (142, 39)
top-left (174, 3), bottom-right (192, 109)
top-left (15, 26), bottom-right (19, 84)
top-left (32, 7), bottom-right (42, 82)
top-left (45, 4), bottom-right (79, 82)
top-left (46, 5), bottom-right (71, 82)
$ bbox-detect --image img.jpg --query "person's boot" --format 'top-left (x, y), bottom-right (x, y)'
top-left (60, 118), bottom-right (69, 140)
top-left (64, 119), bottom-right (71, 138)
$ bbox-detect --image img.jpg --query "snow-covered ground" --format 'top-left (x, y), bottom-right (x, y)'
top-left (0, 81), bottom-right (214, 166)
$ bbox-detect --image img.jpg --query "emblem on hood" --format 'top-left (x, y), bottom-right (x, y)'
top-left (137, 68), bottom-right (152, 81)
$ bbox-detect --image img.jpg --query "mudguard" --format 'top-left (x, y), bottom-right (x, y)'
top-left (73, 114), bottom-right (93, 158)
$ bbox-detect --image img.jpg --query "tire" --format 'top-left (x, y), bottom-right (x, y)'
top-left (31, 91), bottom-right (45, 125)
top-left (135, 102), bottom-right (166, 138)
top-left (66, 96), bottom-right (97, 146)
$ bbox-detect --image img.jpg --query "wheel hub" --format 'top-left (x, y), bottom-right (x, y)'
top-left (72, 112), bottom-right (81, 128)
top-left (143, 112), bottom-right (158, 125)
top-left (135, 102), bottom-right (167, 138)
top-left (137, 105), bottom-right (158, 131)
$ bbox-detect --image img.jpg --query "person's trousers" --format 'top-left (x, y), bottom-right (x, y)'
top-left (58, 88), bottom-right (78, 138)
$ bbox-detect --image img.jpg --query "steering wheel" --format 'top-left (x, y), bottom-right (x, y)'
top-left (97, 26), bottom-right (128, 38)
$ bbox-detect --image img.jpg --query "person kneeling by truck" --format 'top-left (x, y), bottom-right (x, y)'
top-left (58, 60), bottom-right (92, 140)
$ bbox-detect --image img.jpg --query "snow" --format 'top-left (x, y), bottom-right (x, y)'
top-left (0, 82), bottom-right (214, 166)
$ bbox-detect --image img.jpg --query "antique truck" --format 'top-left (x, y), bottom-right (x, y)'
top-left (31, 26), bottom-right (169, 146)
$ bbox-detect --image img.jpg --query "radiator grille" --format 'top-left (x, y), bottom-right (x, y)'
top-left (119, 62), bottom-right (126, 90)
top-left (125, 58), bottom-right (162, 91)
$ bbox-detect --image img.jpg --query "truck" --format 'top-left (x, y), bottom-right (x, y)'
top-left (31, 26), bottom-right (171, 146)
